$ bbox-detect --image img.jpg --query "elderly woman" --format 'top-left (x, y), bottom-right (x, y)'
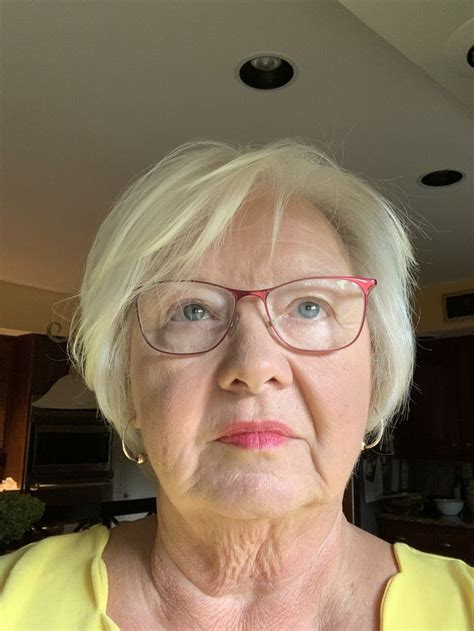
top-left (0, 139), bottom-right (472, 630)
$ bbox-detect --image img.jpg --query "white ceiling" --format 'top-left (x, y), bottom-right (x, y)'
top-left (339, 0), bottom-right (473, 112)
top-left (1, 0), bottom-right (473, 294)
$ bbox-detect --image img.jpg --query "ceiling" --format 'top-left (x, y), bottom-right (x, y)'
top-left (1, 0), bottom-right (473, 294)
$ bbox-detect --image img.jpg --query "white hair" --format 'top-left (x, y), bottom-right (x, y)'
top-left (69, 138), bottom-right (418, 458)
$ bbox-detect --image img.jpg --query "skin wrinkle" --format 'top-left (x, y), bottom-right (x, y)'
top-left (290, 358), bottom-right (330, 491)
top-left (104, 192), bottom-right (396, 630)
top-left (152, 509), bottom-right (347, 629)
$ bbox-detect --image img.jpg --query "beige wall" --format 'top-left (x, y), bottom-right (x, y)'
top-left (0, 281), bottom-right (75, 336)
top-left (415, 277), bottom-right (474, 335)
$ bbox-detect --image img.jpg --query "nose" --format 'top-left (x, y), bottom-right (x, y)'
top-left (216, 297), bottom-right (293, 395)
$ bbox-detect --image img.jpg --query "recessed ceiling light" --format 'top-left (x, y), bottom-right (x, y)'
top-left (419, 169), bottom-right (464, 187)
top-left (446, 19), bottom-right (474, 78)
top-left (467, 45), bottom-right (474, 68)
top-left (238, 55), bottom-right (295, 90)
top-left (251, 57), bottom-right (282, 72)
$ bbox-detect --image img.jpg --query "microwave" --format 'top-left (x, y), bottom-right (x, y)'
top-left (27, 410), bottom-right (113, 479)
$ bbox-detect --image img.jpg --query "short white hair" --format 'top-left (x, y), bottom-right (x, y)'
top-left (69, 138), bottom-right (418, 457)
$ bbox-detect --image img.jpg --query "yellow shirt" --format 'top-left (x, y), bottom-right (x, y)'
top-left (0, 524), bottom-right (472, 630)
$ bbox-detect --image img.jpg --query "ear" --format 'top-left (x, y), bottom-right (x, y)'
top-left (128, 371), bottom-right (141, 430)
top-left (130, 413), bottom-right (141, 430)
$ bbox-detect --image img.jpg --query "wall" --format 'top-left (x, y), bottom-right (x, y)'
top-left (0, 281), bottom-right (74, 336)
top-left (414, 277), bottom-right (474, 336)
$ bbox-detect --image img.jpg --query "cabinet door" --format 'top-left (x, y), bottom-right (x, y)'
top-left (4, 334), bottom-right (69, 488)
top-left (453, 336), bottom-right (474, 458)
top-left (377, 517), bottom-right (473, 565)
top-left (0, 335), bottom-right (18, 450)
top-left (30, 335), bottom-right (69, 396)
top-left (397, 338), bottom-right (462, 458)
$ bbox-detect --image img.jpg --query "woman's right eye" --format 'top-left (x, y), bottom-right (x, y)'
top-left (170, 302), bottom-right (209, 322)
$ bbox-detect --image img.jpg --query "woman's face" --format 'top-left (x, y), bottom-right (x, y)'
top-left (130, 193), bottom-right (372, 519)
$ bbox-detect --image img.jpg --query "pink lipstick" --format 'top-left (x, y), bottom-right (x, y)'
top-left (217, 421), bottom-right (294, 450)
top-left (219, 432), bottom-right (290, 449)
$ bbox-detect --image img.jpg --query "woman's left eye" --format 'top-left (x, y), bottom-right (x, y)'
top-left (291, 299), bottom-right (328, 320)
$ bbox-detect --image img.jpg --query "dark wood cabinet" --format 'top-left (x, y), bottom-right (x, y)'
top-left (395, 335), bottom-right (474, 460)
top-left (0, 335), bottom-right (18, 452)
top-left (455, 337), bottom-right (474, 456)
top-left (377, 514), bottom-right (474, 566)
top-left (2, 334), bottom-right (69, 488)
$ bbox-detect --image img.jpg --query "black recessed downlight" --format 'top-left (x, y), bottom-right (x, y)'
top-left (420, 170), bottom-right (464, 187)
top-left (239, 55), bottom-right (294, 90)
top-left (467, 45), bottom-right (474, 68)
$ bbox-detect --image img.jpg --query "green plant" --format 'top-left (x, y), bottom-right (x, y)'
top-left (0, 492), bottom-right (45, 544)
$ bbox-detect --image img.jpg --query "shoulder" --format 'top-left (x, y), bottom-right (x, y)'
top-left (0, 524), bottom-right (110, 587)
top-left (0, 525), bottom-right (115, 630)
top-left (103, 515), bottom-right (156, 569)
top-left (382, 543), bottom-right (473, 630)
top-left (102, 517), bottom-right (157, 603)
top-left (391, 542), bottom-right (473, 589)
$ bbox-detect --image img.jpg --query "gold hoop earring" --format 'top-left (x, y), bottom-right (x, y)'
top-left (121, 420), bottom-right (148, 465)
top-left (361, 420), bottom-right (385, 451)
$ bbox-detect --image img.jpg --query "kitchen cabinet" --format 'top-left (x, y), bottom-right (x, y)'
top-left (3, 334), bottom-right (69, 488)
top-left (455, 336), bottom-right (474, 455)
top-left (0, 335), bottom-right (18, 452)
top-left (395, 335), bottom-right (474, 460)
top-left (377, 514), bottom-right (474, 566)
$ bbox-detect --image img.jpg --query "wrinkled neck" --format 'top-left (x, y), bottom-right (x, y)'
top-left (148, 492), bottom-right (353, 627)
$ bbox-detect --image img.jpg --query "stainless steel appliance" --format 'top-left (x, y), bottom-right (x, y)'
top-left (26, 408), bottom-right (114, 506)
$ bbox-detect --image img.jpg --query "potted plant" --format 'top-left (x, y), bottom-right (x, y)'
top-left (0, 490), bottom-right (45, 554)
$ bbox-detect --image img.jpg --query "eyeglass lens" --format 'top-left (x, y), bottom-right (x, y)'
top-left (137, 278), bottom-right (367, 354)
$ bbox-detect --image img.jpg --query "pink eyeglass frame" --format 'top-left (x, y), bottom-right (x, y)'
top-left (136, 275), bottom-right (377, 356)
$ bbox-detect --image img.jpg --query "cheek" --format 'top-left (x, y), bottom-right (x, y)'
top-left (336, 326), bottom-right (372, 424)
top-left (130, 345), bottom-right (211, 478)
top-left (300, 332), bottom-right (372, 464)
top-left (335, 347), bottom-right (371, 423)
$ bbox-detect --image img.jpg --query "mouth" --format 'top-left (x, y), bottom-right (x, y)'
top-left (218, 432), bottom-right (291, 449)
top-left (216, 420), bottom-right (295, 450)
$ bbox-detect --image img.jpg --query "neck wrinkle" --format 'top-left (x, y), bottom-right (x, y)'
top-left (148, 497), bottom-right (352, 628)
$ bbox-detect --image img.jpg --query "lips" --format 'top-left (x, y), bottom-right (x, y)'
top-left (217, 420), bottom-right (296, 439)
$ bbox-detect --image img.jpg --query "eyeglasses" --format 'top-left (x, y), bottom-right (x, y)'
top-left (136, 276), bottom-right (377, 355)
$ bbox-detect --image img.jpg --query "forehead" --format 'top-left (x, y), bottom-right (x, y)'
top-left (194, 193), bottom-right (353, 288)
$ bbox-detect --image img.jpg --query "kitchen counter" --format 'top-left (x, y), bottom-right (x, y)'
top-left (376, 510), bottom-right (474, 530)
top-left (376, 510), bottom-right (474, 564)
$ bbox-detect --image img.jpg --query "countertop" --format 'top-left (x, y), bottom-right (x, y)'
top-left (376, 510), bottom-right (474, 530)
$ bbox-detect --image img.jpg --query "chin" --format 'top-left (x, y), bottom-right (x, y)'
top-left (211, 499), bottom-right (299, 522)
top-left (198, 473), bottom-right (315, 521)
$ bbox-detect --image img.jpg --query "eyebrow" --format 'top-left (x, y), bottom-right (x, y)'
top-left (188, 271), bottom-right (350, 287)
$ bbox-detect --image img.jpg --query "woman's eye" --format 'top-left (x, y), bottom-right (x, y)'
top-left (297, 301), bottom-right (320, 319)
top-left (171, 302), bottom-right (209, 322)
top-left (291, 299), bottom-right (330, 320)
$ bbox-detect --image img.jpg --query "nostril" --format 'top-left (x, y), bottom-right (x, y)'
top-left (230, 378), bottom-right (248, 390)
